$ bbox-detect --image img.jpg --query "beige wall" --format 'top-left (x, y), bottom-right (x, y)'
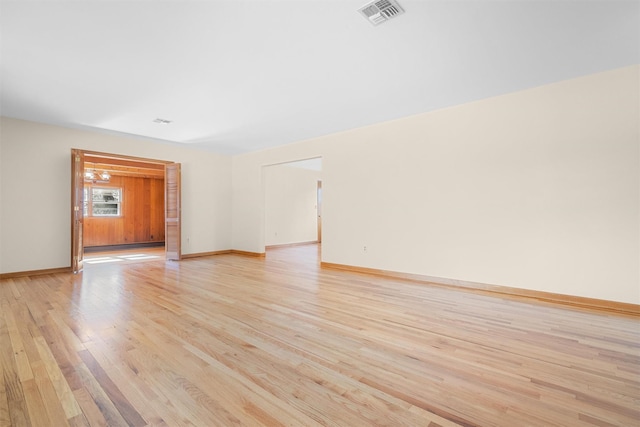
top-left (264, 164), bottom-right (320, 246)
top-left (232, 66), bottom-right (640, 304)
top-left (0, 117), bottom-right (232, 273)
top-left (1, 66), bottom-right (637, 304)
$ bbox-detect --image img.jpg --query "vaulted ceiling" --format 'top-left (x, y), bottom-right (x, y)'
top-left (1, 0), bottom-right (638, 155)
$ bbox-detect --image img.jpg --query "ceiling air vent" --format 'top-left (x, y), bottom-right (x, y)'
top-left (358, 0), bottom-right (404, 26)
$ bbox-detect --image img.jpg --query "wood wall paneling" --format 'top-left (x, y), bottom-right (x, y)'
top-left (84, 175), bottom-right (165, 247)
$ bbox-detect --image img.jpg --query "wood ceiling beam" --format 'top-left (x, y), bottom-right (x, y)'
top-left (84, 155), bottom-right (165, 170)
top-left (85, 162), bottom-right (165, 179)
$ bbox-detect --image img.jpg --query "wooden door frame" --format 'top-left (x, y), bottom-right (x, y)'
top-left (164, 163), bottom-right (181, 261)
top-left (317, 180), bottom-right (322, 243)
top-left (70, 149), bottom-right (178, 269)
top-left (71, 149), bottom-right (85, 273)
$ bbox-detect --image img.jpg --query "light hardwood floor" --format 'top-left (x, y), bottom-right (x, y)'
top-left (1, 244), bottom-right (638, 426)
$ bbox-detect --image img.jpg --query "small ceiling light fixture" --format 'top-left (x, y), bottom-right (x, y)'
top-left (84, 168), bottom-right (111, 182)
top-left (153, 118), bottom-right (172, 124)
top-left (358, 0), bottom-right (404, 26)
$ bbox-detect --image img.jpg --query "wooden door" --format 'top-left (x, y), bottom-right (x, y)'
top-left (71, 149), bottom-right (84, 273)
top-left (165, 163), bottom-right (181, 260)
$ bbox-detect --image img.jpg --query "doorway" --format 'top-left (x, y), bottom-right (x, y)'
top-left (317, 180), bottom-right (322, 243)
top-left (71, 149), bottom-right (181, 272)
top-left (263, 157), bottom-right (322, 250)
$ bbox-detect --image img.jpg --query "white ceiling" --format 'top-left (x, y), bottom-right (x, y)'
top-left (1, 0), bottom-right (638, 155)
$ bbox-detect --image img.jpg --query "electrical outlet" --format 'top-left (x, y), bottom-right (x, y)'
top-left (363, 246), bottom-right (367, 252)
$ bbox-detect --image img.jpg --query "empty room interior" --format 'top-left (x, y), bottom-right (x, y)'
top-left (0, 1), bottom-right (638, 426)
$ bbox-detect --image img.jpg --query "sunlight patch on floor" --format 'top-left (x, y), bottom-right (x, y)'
top-left (84, 253), bottom-right (162, 264)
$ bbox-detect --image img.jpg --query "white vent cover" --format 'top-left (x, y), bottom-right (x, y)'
top-left (358, 0), bottom-right (404, 26)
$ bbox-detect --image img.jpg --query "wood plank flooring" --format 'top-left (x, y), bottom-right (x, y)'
top-left (1, 244), bottom-right (638, 426)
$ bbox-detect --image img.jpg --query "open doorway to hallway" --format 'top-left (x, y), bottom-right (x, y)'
top-left (263, 157), bottom-right (322, 251)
